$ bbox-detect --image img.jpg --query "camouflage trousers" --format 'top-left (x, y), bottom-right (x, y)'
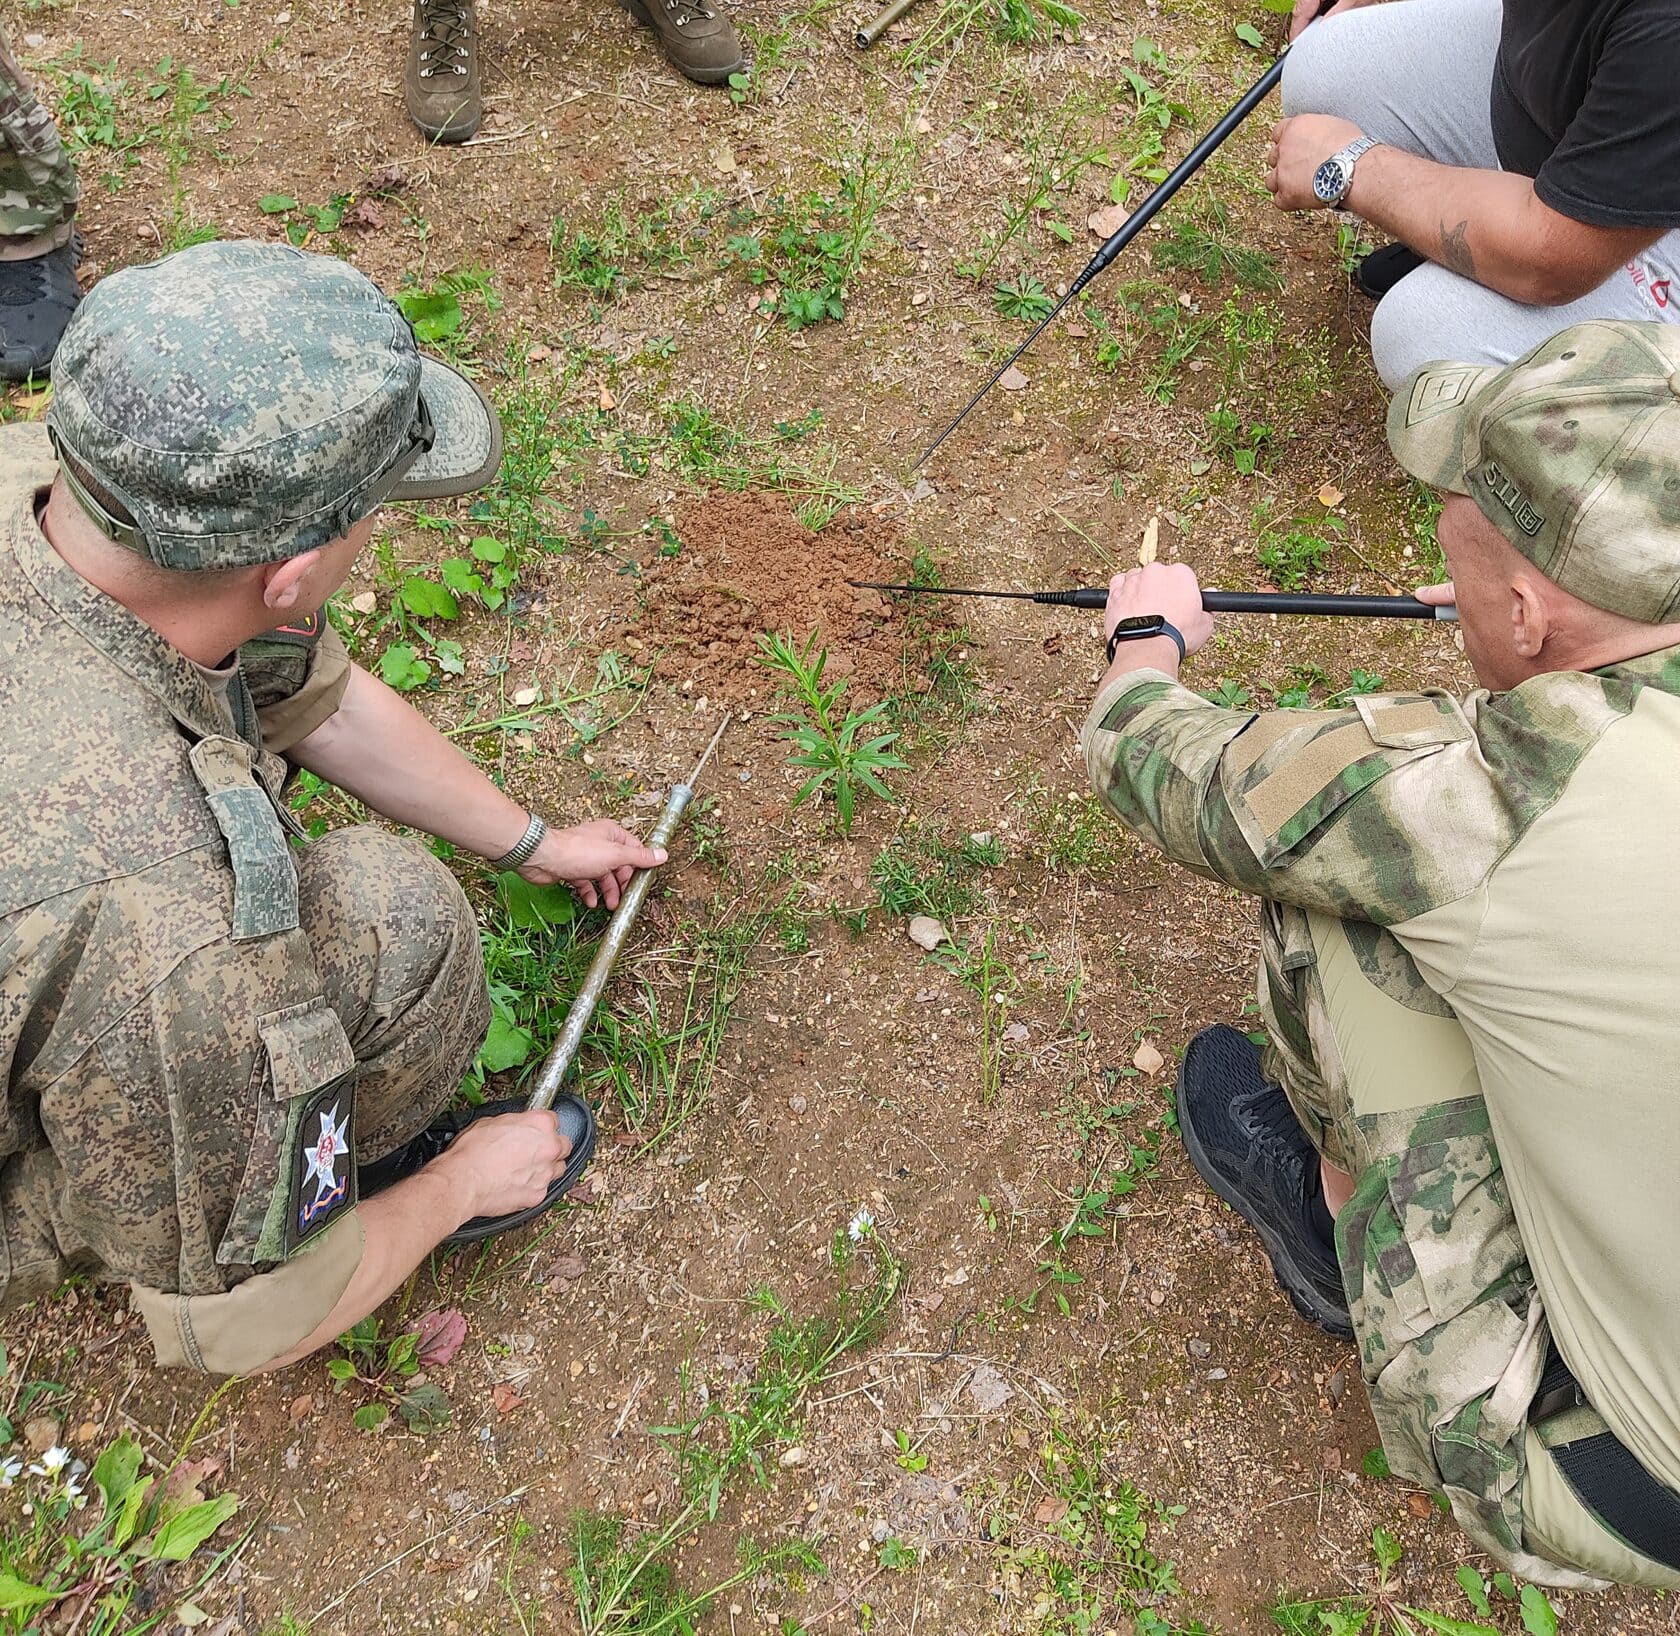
top-left (300, 826), bottom-right (490, 1162)
top-left (0, 28), bottom-right (76, 257)
top-left (1257, 903), bottom-right (1679, 1590)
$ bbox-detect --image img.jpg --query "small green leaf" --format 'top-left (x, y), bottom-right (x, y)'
top-left (399, 575), bottom-right (459, 621)
top-left (1519, 1585), bottom-right (1559, 1636)
top-left (479, 1012), bottom-right (536, 1074)
top-left (258, 193), bottom-right (297, 214)
top-left (470, 535), bottom-right (507, 563)
top-left (1403, 1611), bottom-right (1501, 1636)
top-left (353, 1403), bottom-right (390, 1433)
top-left (378, 643), bottom-right (431, 692)
top-left (1454, 1564), bottom-right (1491, 1616)
top-left (147, 1494), bottom-right (239, 1562)
top-left (433, 639), bottom-right (465, 677)
top-left (91, 1433), bottom-right (144, 1513)
top-left (498, 872), bottom-right (577, 929)
top-left (1235, 20), bottom-right (1265, 46)
top-left (394, 288), bottom-right (465, 345)
top-left (396, 1382), bottom-right (452, 1433)
top-left (0, 1574), bottom-right (56, 1614)
top-left (325, 1357), bottom-right (356, 1383)
top-left (1371, 1524), bottom-right (1402, 1577)
top-left (1491, 1573), bottom-right (1517, 1600)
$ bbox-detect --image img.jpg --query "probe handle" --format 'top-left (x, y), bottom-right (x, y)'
top-left (1032, 588), bottom-right (1454, 619)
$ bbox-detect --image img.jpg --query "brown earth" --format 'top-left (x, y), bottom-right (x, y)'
top-left (4, 1), bottom-right (1675, 1634)
top-left (627, 491), bottom-right (924, 704)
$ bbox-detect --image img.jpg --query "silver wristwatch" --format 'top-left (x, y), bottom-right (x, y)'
top-left (490, 810), bottom-right (547, 871)
top-left (1312, 135), bottom-right (1378, 207)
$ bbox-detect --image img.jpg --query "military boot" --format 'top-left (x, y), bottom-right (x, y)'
top-left (0, 237), bottom-right (81, 382)
top-left (1175, 1025), bottom-right (1353, 1338)
top-left (616, 0), bottom-right (746, 86)
top-left (406, 0), bottom-right (482, 144)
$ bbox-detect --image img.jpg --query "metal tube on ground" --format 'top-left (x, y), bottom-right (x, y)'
top-left (524, 718), bottom-right (729, 1113)
top-left (857, 0), bottom-right (921, 48)
top-left (849, 581), bottom-right (1459, 620)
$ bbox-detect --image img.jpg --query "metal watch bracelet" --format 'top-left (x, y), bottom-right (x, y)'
top-left (490, 811), bottom-right (547, 872)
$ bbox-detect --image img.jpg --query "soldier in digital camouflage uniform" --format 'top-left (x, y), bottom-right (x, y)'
top-left (1082, 320), bottom-right (1680, 1587)
top-left (0, 28), bottom-right (82, 379)
top-left (0, 240), bottom-right (667, 1374)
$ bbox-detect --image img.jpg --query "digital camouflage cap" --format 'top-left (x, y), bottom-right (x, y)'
top-left (1388, 320), bottom-right (1680, 624)
top-left (46, 240), bottom-right (503, 570)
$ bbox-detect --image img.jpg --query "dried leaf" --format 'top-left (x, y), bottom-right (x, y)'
top-left (1138, 514), bottom-right (1160, 566)
top-left (1033, 1495), bottom-right (1070, 1525)
top-left (544, 1253), bottom-right (588, 1285)
top-left (491, 1384), bottom-right (523, 1416)
top-left (415, 1308), bottom-right (468, 1369)
top-left (287, 1394), bottom-right (314, 1425)
top-left (598, 385), bottom-right (617, 412)
top-left (1317, 482), bottom-right (1345, 508)
top-left (510, 686), bottom-right (539, 707)
top-left (997, 365), bottom-right (1030, 393)
top-left (1132, 1039), bottom-right (1165, 1075)
top-left (345, 199), bottom-right (384, 232)
top-left (710, 140), bottom-right (737, 175)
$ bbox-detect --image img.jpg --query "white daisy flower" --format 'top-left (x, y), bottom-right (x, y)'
top-left (38, 1446), bottom-right (70, 1475)
top-left (847, 1207), bottom-right (876, 1242)
top-left (0, 1457), bottom-right (21, 1488)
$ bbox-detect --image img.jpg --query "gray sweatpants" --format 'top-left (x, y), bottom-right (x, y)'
top-left (1282, 0), bottom-right (1680, 388)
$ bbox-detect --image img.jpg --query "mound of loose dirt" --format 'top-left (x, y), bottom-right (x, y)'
top-left (625, 491), bottom-right (934, 706)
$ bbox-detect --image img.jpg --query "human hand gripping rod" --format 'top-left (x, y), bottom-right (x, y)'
top-left (524, 717), bottom-right (730, 1114)
top-left (913, 10), bottom-right (1324, 471)
top-left (850, 582), bottom-right (1460, 619)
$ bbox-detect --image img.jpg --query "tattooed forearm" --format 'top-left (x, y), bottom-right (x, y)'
top-left (1439, 218), bottom-right (1476, 279)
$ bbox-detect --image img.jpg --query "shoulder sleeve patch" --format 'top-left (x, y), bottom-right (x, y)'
top-left (1221, 698), bottom-right (1466, 868)
top-left (1353, 692), bottom-right (1472, 750)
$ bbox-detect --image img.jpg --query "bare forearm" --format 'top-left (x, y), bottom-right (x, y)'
top-left (257, 1168), bottom-right (468, 1371)
top-left (1347, 147), bottom-right (1658, 305)
top-left (288, 662), bottom-right (530, 861)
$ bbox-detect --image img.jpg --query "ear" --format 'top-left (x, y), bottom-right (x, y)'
top-left (260, 550), bottom-right (322, 612)
top-left (1510, 574), bottom-right (1549, 658)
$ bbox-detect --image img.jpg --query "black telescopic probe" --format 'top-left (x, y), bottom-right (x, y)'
top-left (913, 23), bottom-right (1313, 471)
top-left (850, 582), bottom-right (1460, 620)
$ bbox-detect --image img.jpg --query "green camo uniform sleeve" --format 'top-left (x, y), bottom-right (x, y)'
top-left (1081, 669), bottom-right (1503, 926)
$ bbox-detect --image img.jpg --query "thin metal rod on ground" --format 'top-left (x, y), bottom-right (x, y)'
top-left (524, 716), bottom-right (731, 1113)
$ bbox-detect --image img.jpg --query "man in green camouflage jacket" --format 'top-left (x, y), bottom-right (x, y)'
top-left (1083, 320), bottom-right (1680, 1587)
top-left (0, 241), bottom-right (665, 1374)
top-left (0, 29), bottom-right (82, 378)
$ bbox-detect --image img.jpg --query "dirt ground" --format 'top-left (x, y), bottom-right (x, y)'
top-left (7, 0), bottom-right (1678, 1632)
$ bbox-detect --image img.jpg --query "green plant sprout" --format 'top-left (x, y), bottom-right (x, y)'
top-left (756, 632), bottom-right (907, 834)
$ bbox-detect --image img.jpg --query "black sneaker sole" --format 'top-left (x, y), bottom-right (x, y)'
top-left (1176, 1028), bottom-right (1354, 1340)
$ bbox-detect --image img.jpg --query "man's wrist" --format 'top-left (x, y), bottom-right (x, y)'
top-left (488, 810), bottom-right (547, 871)
top-left (1101, 635), bottom-right (1183, 688)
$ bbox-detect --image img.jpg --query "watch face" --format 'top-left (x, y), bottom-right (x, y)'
top-left (1313, 159), bottom-right (1346, 204)
top-left (1113, 615), bottom-right (1164, 636)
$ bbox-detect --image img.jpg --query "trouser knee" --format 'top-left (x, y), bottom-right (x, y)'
top-left (297, 827), bottom-right (489, 1154)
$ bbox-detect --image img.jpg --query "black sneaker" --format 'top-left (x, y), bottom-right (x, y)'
top-left (0, 239), bottom-right (82, 382)
top-left (1353, 241), bottom-right (1425, 301)
top-left (1176, 1025), bottom-right (1352, 1338)
top-left (359, 1093), bottom-right (596, 1247)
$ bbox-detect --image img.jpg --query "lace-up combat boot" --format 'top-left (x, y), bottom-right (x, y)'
top-left (0, 237), bottom-right (81, 382)
top-left (406, 0), bottom-right (481, 143)
top-left (616, 0), bottom-right (745, 85)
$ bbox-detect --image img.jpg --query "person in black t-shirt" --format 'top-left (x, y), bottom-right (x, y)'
top-left (1265, 0), bottom-right (1680, 387)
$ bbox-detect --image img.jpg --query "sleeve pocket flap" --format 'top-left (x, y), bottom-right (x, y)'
top-left (259, 1000), bottom-right (355, 1098)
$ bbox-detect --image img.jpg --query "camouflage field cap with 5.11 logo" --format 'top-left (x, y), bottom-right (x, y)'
top-left (1387, 319), bottom-right (1680, 625)
top-left (46, 240), bottom-right (503, 571)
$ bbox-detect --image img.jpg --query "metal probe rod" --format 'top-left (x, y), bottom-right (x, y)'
top-left (913, 29), bottom-right (1305, 471)
top-left (850, 581), bottom-right (1459, 620)
top-left (525, 717), bottom-right (730, 1113)
top-left (856, 0), bottom-right (921, 49)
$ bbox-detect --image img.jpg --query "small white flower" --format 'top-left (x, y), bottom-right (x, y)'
top-left (62, 1476), bottom-right (85, 1507)
top-left (0, 1457), bottom-right (20, 1488)
top-left (847, 1207), bottom-right (876, 1242)
top-left (38, 1446), bottom-right (70, 1475)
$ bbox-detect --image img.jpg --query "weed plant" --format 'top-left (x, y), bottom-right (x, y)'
top-left (568, 1228), bottom-right (903, 1634)
top-left (756, 632), bottom-right (906, 834)
top-left (871, 828), bottom-right (1002, 921)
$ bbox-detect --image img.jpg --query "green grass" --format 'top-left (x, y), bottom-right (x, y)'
top-left (569, 1228), bottom-right (903, 1635)
top-left (551, 187), bottom-right (724, 298)
top-left (1153, 203), bottom-right (1283, 293)
top-left (871, 827), bottom-right (1003, 921)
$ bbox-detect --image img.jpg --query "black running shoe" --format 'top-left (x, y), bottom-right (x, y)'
top-left (0, 238), bottom-right (82, 382)
top-left (359, 1093), bottom-right (596, 1247)
top-left (1176, 1025), bottom-right (1352, 1338)
top-left (1353, 241), bottom-right (1425, 301)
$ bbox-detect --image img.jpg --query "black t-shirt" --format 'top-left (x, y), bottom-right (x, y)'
top-left (1492, 0), bottom-right (1680, 228)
